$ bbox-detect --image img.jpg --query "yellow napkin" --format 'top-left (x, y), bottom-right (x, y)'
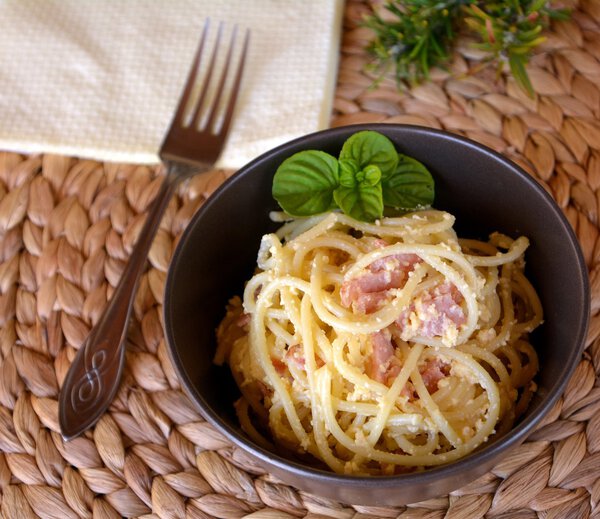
top-left (0, 0), bottom-right (343, 169)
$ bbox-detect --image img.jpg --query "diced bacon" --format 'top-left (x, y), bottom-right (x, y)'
top-left (367, 327), bottom-right (450, 397)
top-left (286, 344), bottom-right (305, 369)
top-left (366, 332), bottom-right (449, 396)
top-left (367, 332), bottom-right (413, 394)
top-left (369, 253), bottom-right (420, 273)
top-left (284, 344), bottom-right (325, 372)
top-left (363, 237), bottom-right (389, 251)
top-left (255, 380), bottom-right (272, 398)
top-left (271, 357), bottom-right (287, 376)
top-left (359, 269), bottom-right (406, 293)
top-left (386, 362), bottom-right (402, 385)
top-left (340, 270), bottom-right (405, 309)
top-left (340, 253), bottom-right (422, 314)
top-left (350, 291), bottom-right (390, 314)
top-left (396, 282), bottom-right (466, 340)
top-left (236, 312), bottom-right (251, 327)
top-left (420, 358), bottom-right (449, 393)
top-left (367, 331), bottom-right (396, 383)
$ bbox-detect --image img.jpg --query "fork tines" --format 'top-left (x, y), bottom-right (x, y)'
top-left (173, 19), bottom-right (250, 136)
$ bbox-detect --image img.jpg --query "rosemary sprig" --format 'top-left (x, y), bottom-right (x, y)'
top-left (463, 1), bottom-right (569, 96)
top-left (363, 1), bottom-right (570, 96)
top-left (364, 1), bottom-right (467, 84)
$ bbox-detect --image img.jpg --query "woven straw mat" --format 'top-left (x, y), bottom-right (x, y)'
top-left (1, 0), bottom-right (600, 517)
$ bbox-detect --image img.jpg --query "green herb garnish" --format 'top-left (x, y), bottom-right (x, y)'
top-left (363, 1), bottom-right (570, 97)
top-left (364, 1), bottom-right (461, 86)
top-left (272, 130), bottom-right (434, 222)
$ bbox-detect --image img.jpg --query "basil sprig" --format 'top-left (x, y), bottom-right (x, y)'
top-left (272, 130), bottom-right (434, 222)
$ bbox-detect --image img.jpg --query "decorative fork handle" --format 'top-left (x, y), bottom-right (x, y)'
top-left (59, 163), bottom-right (203, 440)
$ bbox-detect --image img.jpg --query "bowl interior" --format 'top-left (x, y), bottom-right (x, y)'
top-left (164, 124), bottom-right (589, 493)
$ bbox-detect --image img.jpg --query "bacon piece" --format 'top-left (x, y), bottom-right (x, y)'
top-left (255, 380), bottom-right (272, 398)
top-left (343, 287), bottom-right (390, 314)
top-left (341, 269), bottom-right (405, 301)
top-left (286, 344), bottom-right (305, 370)
top-left (397, 282), bottom-right (466, 340)
top-left (367, 331), bottom-right (396, 383)
top-left (367, 332), bottom-right (449, 395)
top-left (285, 344), bottom-right (325, 371)
top-left (369, 253), bottom-right (420, 273)
top-left (367, 332), bottom-right (414, 396)
top-left (420, 359), bottom-right (449, 393)
top-left (340, 253), bottom-right (421, 314)
top-left (271, 357), bottom-right (287, 376)
top-left (236, 312), bottom-right (251, 327)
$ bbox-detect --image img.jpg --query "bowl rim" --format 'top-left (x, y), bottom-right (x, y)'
top-left (164, 123), bottom-right (590, 487)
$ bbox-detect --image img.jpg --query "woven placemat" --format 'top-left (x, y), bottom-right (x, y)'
top-left (1, 0), bottom-right (599, 517)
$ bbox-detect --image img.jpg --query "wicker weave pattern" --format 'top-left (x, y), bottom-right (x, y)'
top-left (0, 1), bottom-right (599, 517)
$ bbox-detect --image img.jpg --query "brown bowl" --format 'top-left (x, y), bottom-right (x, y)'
top-left (163, 124), bottom-right (589, 505)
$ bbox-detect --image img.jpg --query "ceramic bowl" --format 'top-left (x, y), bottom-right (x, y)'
top-left (163, 124), bottom-right (589, 505)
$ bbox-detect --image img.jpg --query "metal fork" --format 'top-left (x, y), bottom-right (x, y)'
top-left (59, 20), bottom-right (249, 441)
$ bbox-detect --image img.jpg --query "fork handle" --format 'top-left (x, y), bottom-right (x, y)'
top-left (59, 163), bottom-right (200, 440)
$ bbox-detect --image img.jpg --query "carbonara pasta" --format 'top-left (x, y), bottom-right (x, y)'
top-left (215, 209), bottom-right (542, 475)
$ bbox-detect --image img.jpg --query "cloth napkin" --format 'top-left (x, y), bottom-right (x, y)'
top-left (0, 0), bottom-right (344, 169)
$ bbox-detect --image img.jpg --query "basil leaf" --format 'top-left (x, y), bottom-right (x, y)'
top-left (334, 180), bottom-right (383, 222)
top-left (339, 159), bottom-right (358, 188)
top-left (360, 164), bottom-right (382, 186)
top-left (382, 153), bottom-right (435, 209)
top-left (339, 130), bottom-right (399, 178)
top-left (271, 130), bottom-right (436, 222)
top-left (272, 150), bottom-right (340, 216)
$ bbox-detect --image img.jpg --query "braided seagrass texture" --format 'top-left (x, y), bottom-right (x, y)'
top-left (1, 0), bottom-right (600, 517)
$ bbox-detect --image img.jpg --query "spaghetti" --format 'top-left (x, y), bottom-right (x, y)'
top-left (214, 209), bottom-right (542, 475)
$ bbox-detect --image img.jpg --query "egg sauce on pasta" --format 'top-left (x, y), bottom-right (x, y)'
top-left (214, 209), bottom-right (542, 475)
